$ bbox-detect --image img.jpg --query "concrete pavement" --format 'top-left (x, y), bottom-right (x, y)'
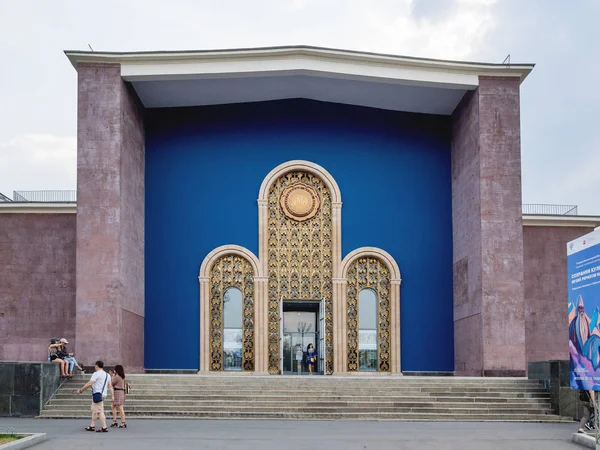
top-left (0, 418), bottom-right (584, 450)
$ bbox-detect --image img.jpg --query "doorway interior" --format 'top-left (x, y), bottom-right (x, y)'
top-left (280, 299), bottom-right (325, 375)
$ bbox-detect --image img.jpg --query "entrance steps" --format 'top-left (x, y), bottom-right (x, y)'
top-left (40, 375), bottom-right (570, 422)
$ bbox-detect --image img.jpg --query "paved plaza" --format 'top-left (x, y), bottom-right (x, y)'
top-left (0, 418), bottom-right (586, 450)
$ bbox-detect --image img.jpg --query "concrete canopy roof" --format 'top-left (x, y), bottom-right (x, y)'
top-left (65, 45), bottom-right (535, 115)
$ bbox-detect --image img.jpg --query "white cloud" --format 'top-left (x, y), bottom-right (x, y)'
top-left (0, 134), bottom-right (76, 198)
top-left (0, 0), bottom-right (598, 213)
top-left (363, 0), bottom-right (499, 59)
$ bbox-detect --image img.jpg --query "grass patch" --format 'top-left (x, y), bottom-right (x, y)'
top-left (0, 434), bottom-right (23, 444)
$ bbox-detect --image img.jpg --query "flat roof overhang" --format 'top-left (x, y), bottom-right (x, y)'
top-left (65, 45), bottom-right (534, 115)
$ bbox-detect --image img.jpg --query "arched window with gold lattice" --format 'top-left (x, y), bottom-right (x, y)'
top-left (209, 255), bottom-right (255, 371)
top-left (347, 257), bottom-right (391, 372)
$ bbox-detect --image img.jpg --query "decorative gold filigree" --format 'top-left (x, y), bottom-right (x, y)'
top-left (268, 172), bottom-right (333, 374)
top-left (346, 257), bottom-right (391, 372)
top-left (210, 254), bottom-right (255, 371)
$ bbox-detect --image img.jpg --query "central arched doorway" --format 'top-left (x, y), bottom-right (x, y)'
top-left (199, 160), bottom-right (401, 375)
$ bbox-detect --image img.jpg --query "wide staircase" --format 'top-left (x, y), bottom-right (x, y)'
top-left (40, 375), bottom-right (569, 422)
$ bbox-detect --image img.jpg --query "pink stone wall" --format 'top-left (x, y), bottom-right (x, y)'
top-left (451, 90), bottom-right (483, 375)
top-left (0, 214), bottom-right (76, 362)
top-left (118, 82), bottom-right (145, 369)
top-left (478, 77), bottom-right (526, 376)
top-left (451, 77), bottom-right (526, 376)
top-left (523, 225), bottom-right (593, 363)
top-left (76, 63), bottom-right (145, 372)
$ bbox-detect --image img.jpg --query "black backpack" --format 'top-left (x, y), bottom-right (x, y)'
top-left (580, 390), bottom-right (590, 402)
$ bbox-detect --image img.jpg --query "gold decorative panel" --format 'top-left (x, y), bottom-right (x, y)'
top-left (268, 172), bottom-right (333, 374)
top-left (210, 254), bottom-right (255, 371)
top-left (346, 257), bottom-right (391, 372)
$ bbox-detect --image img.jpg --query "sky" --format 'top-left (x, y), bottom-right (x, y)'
top-left (0, 0), bottom-right (598, 214)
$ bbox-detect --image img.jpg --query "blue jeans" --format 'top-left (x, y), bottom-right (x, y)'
top-left (64, 357), bottom-right (79, 373)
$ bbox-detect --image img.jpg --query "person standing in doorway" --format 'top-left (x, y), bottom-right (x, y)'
top-left (110, 365), bottom-right (127, 428)
top-left (306, 343), bottom-right (317, 375)
top-left (75, 360), bottom-right (113, 432)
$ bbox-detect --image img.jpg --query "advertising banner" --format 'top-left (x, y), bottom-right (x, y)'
top-left (568, 228), bottom-right (600, 389)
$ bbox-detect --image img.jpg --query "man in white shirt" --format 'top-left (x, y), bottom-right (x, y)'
top-left (76, 360), bottom-right (113, 432)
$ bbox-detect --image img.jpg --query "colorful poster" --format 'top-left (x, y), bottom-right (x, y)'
top-left (568, 228), bottom-right (600, 389)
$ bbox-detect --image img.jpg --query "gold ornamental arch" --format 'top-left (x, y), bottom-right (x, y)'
top-left (199, 160), bottom-right (402, 375)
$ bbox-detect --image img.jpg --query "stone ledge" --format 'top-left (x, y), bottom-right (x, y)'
top-left (572, 432), bottom-right (595, 449)
top-left (0, 433), bottom-right (46, 450)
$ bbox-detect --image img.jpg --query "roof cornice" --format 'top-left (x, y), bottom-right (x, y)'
top-left (64, 45), bottom-right (534, 84)
top-left (522, 215), bottom-right (600, 228)
top-left (0, 203), bottom-right (76, 214)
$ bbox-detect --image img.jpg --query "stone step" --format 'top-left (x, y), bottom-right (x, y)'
top-left (60, 383), bottom-right (546, 392)
top-left (42, 410), bottom-right (556, 418)
top-left (65, 379), bottom-right (545, 391)
top-left (38, 405), bottom-right (552, 415)
top-left (49, 392), bottom-right (550, 401)
top-left (43, 375), bottom-right (558, 422)
top-left (66, 375), bottom-right (543, 385)
top-left (47, 398), bottom-right (551, 409)
top-left (38, 410), bottom-right (567, 422)
top-left (52, 392), bottom-right (551, 401)
top-left (67, 377), bottom-right (543, 389)
top-left (44, 400), bottom-right (552, 410)
top-left (58, 380), bottom-right (549, 391)
top-left (54, 391), bottom-right (550, 400)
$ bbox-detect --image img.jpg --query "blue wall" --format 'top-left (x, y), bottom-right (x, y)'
top-left (145, 99), bottom-right (454, 372)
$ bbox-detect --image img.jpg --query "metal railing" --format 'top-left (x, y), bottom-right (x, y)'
top-left (12, 190), bottom-right (77, 203)
top-left (522, 204), bottom-right (578, 216)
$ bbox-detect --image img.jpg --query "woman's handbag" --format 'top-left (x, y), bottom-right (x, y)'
top-left (92, 373), bottom-right (108, 403)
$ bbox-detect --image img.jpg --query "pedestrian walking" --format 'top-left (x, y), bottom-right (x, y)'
top-left (578, 389), bottom-right (596, 433)
top-left (75, 360), bottom-right (113, 433)
top-left (110, 365), bottom-right (128, 429)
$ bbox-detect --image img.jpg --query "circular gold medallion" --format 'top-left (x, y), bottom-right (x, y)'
top-left (280, 182), bottom-right (320, 222)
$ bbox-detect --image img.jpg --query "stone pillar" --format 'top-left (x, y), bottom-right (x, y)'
top-left (451, 76), bottom-right (526, 377)
top-left (390, 279), bottom-right (402, 375)
top-left (198, 276), bottom-right (210, 372)
top-left (332, 278), bottom-right (347, 374)
top-left (257, 199), bottom-right (270, 374)
top-left (254, 277), bottom-right (269, 373)
top-left (76, 63), bottom-right (145, 372)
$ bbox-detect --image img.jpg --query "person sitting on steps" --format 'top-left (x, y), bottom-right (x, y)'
top-left (48, 339), bottom-right (69, 377)
top-left (57, 338), bottom-right (84, 376)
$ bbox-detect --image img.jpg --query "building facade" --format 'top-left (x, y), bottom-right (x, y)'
top-left (1, 47), bottom-right (599, 375)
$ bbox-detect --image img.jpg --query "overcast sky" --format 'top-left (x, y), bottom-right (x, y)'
top-left (0, 0), bottom-right (598, 213)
